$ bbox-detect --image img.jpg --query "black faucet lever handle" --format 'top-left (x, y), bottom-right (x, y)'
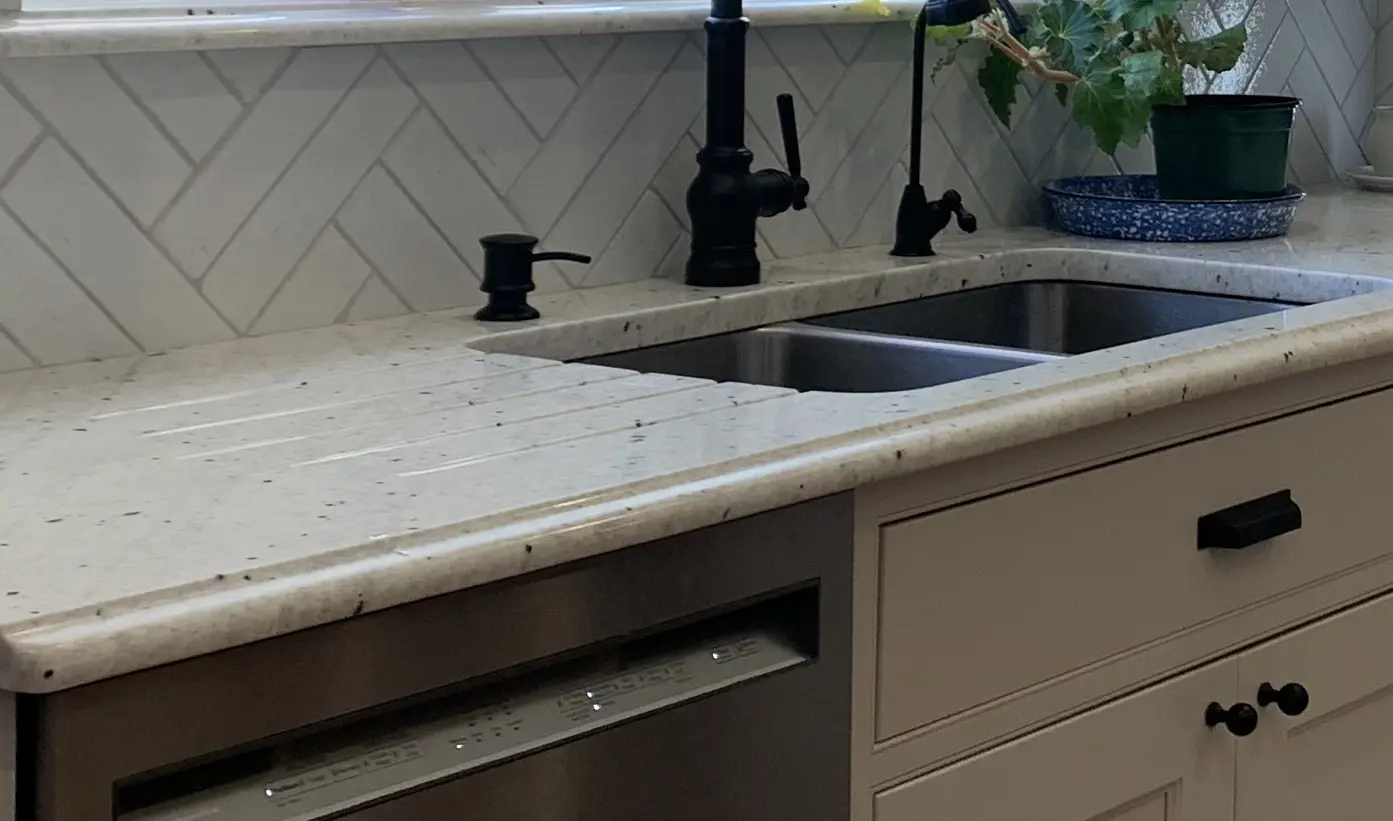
top-left (956, 209), bottom-right (978, 233)
top-left (775, 93), bottom-right (808, 210)
top-left (939, 189), bottom-right (978, 233)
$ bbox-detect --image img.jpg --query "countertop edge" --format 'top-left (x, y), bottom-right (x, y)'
top-left (0, 0), bottom-right (910, 58)
top-left (6, 301), bottom-right (1392, 692)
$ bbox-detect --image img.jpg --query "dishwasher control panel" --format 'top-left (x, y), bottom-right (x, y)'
top-left (124, 628), bottom-right (807, 821)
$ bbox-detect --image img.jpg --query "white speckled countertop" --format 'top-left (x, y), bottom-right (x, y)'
top-left (5, 187), bottom-right (1393, 692)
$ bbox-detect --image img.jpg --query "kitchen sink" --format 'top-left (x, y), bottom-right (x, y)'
top-left (578, 281), bottom-right (1309, 393)
top-left (807, 281), bottom-right (1300, 355)
top-left (580, 323), bottom-right (1057, 393)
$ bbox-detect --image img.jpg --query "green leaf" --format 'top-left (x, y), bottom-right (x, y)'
top-left (1071, 61), bottom-right (1151, 155)
top-left (1100, 0), bottom-right (1183, 31)
top-left (1120, 51), bottom-right (1183, 105)
top-left (1071, 67), bottom-right (1125, 155)
top-left (1096, 29), bottom-right (1133, 63)
top-left (1152, 65), bottom-right (1185, 105)
top-left (1120, 50), bottom-right (1165, 98)
top-left (1054, 82), bottom-right (1070, 107)
top-left (979, 50), bottom-right (1024, 127)
top-left (1178, 21), bottom-right (1247, 73)
top-left (1032, 0), bottom-right (1106, 75)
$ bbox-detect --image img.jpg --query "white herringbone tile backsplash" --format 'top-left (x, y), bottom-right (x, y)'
top-left (0, 2), bottom-right (1378, 371)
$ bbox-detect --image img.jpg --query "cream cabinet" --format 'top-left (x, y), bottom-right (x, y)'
top-left (853, 362), bottom-right (1393, 821)
top-left (875, 658), bottom-right (1237, 821)
top-left (873, 591), bottom-right (1393, 821)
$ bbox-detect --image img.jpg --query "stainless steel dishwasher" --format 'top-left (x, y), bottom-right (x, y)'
top-left (22, 495), bottom-right (853, 821)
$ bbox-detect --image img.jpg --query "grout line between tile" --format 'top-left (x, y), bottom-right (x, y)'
top-left (462, 38), bottom-right (549, 145)
top-left (197, 50), bottom-right (245, 102)
top-left (378, 45), bottom-right (533, 205)
top-left (0, 319), bottom-right (39, 369)
top-left (538, 35), bottom-right (689, 247)
top-left (195, 48), bottom-right (381, 289)
top-left (243, 102), bottom-right (424, 334)
top-left (331, 217), bottom-right (416, 313)
top-left (376, 154), bottom-right (478, 279)
top-left (0, 197), bottom-right (146, 356)
top-left (148, 48), bottom-right (299, 241)
top-left (334, 271), bottom-right (382, 325)
top-left (96, 54), bottom-right (199, 170)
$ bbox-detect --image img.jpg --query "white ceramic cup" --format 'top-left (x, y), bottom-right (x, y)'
top-left (1370, 106), bottom-right (1393, 177)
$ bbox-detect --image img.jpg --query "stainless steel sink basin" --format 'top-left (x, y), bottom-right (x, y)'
top-left (580, 324), bottom-right (1057, 393)
top-left (578, 281), bottom-right (1308, 394)
top-left (807, 281), bottom-right (1301, 355)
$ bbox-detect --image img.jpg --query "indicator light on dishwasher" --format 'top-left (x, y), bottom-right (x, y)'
top-left (265, 778), bottom-right (304, 798)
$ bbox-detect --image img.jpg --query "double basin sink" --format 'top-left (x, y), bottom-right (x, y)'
top-left (580, 282), bottom-right (1301, 393)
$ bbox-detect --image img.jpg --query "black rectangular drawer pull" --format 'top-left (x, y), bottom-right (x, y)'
top-left (1197, 489), bottom-right (1302, 551)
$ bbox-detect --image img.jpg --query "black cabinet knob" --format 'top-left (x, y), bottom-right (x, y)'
top-left (1205, 701), bottom-right (1259, 737)
top-left (1257, 682), bottom-right (1310, 716)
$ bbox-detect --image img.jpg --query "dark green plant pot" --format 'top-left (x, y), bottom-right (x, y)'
top-left (1151, 95), bottom-right (1300, 200)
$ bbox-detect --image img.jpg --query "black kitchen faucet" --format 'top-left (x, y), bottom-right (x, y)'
top-left (683, 0), bottom-right (809, 288)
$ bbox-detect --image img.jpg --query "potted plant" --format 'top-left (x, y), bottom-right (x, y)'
top-left (907, 0), bottom-right (1296, 200)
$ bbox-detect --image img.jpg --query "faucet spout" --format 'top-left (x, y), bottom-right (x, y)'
top-left (684, 0), bottom-right (810, 288)
top-left (704, 0), bottom-right (747, 152)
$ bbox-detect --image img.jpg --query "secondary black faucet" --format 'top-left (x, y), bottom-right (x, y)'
top-left (892, 0), bottom-right (1023, 257)
top-left (685, 0), bottom-right (810, 288)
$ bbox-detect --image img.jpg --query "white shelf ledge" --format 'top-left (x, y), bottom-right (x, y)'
top-left (0, 0), bottom-right (927, 57)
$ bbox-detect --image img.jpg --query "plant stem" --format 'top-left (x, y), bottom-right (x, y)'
top-left (1155, 16), bottom-right (1182, 74)
top-left (977, 20), bottom-right (1081, 83)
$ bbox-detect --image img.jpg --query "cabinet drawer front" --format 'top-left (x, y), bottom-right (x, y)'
top-left (876, 389), bottom-right (1393, 742)
top-left (874, 657), bottom-right (1236, 821)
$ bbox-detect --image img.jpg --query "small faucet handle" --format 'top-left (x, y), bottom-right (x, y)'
top-left (775, 93), bottom-right (808, 210)
top-left (939, 189), bottom-right (978, 233)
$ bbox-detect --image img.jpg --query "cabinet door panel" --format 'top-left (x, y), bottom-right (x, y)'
top-left (1237, 592), bottom-right (1393, 821)
top-left (874, 659), bottom-right (1236, 821)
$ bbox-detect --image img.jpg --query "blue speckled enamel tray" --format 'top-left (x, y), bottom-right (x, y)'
top-left (1043, 175), bottom-right (1304, 243)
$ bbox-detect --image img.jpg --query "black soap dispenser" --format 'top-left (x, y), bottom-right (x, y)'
top-left (475, 233), bottom-right (591, 322)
